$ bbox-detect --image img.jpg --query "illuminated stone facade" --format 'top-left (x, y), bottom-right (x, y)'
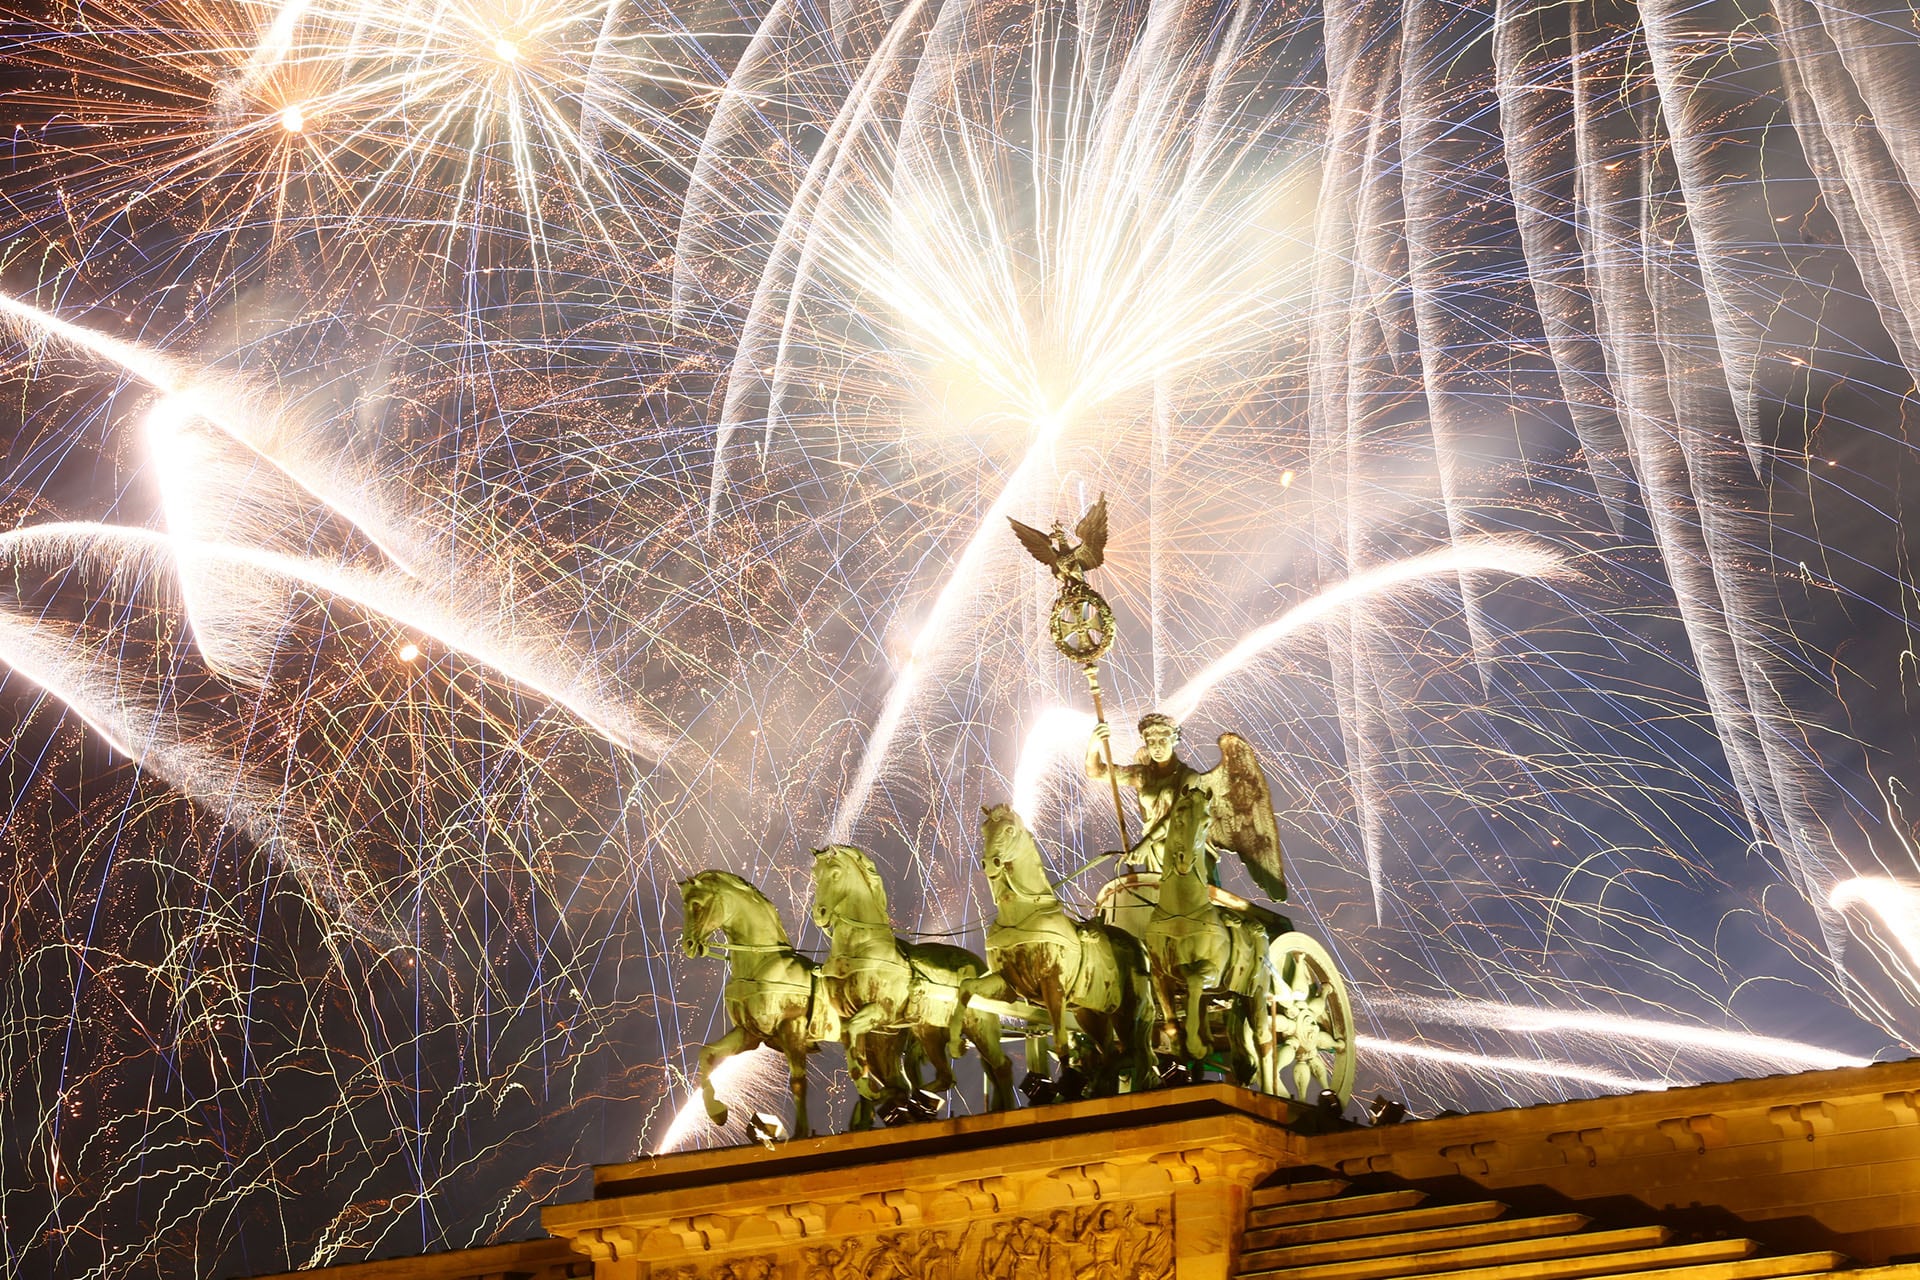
top-left (257, 1060), bottom-right (1920, 1280)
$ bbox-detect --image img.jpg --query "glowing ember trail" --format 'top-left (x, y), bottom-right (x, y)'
top-left (2, 0), bottom-right (1919, 1270)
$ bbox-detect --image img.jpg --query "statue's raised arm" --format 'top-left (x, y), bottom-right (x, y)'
top-left (1200, 733), bottom-right (1288, 902)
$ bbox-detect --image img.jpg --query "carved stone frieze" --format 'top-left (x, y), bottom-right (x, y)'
top-left (653, 1255), bottom-right (780, 1280)
top-left (789, 1201), bottom-right (1173, 1280)
top-left (800, 1228), bottom-right (960, 1280)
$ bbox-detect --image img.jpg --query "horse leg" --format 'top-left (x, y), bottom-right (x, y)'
top-left (1252, 972), bottom-right (1279, 1098)
top-left (1233, 1002), bottom-right (1258, 1088)
top-left (846, 1028), bottom-right (899, 1132)
top-left (699, 1026), bottom-right (750, 1127)
top-left (914, 1023), bottom-right (954, 1109)
top-left (1124, 966), bottom-right (1154, 1091)
top-left (953, 971), bottom-right (1011, 1061)
top-left (1043, 977), bottom-right (1072, 1089)
top-left (1183, 964), bottom-right (1210, 1064)
top-left (781, 1033), bottom-right (811, 1139)
top-left (1078, 1008), bottom-right (1113, 1096)
top-left (964, 1008), bottom-right (1015, 1112)
top-left (919, 1001), bottom-right (958, 1098)
top-left (949, 975), bottom-right (975, 1061)
top-left (844, 1005), bottom-right (889, 1100)
top-left (1149, 962), bottom-right (1180, 1065)
top-left (892, 1030), bottom-right (922, 1093)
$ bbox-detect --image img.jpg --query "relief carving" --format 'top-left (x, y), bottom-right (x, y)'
top-left (801, 1228), bottom-right (959, 1280)
top-left (978, 1204), bottom-right (1172, 1280)
top-left (795, 1202), bottom-right (1172, 1280)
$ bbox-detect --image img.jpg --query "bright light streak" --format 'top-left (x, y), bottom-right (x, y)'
top-left (1165, 539), bottom-right (1573, 721)
top-left (1011, 706), bottom-right (1097, 822)
top-left (829, 415), bottom-right (1070, 841)
top-left (1387, 996), bottom-right (1870, 1073)
top-left (654, 1049), bottom-right (787, 1153)
top-left (0, 523), bottom-right (673, 762)
top-left (0, 301), bottom-right (422, 577)
top-left (1831, 877), bottom-right (1920, 974)
top-left (240, 0), bottom-right (318, 88)
top-left (1359, 1037), bottom-right (1676, 1093)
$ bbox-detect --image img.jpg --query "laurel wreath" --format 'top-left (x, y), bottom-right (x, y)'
top-left (1048, 582), bottom-right (1116, 665)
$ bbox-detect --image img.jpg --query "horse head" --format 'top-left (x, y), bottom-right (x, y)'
top-left (979, 803), bottom-right (1023, 868)
top-left (680, 869), bottom-right (785, 957)
top-left (1161, 783), bottom-right (1214, 877)
top-left (810, 844), bottom-right (889, 929)
top-left (979, 803), bottom-right (1053, 899)
top-left (679, 871), bottom-right (727, 958)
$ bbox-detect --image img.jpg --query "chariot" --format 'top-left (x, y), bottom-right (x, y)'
top-left (1096, 872), bottom-right (1356, 1106)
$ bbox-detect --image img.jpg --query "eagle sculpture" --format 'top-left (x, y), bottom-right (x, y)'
top-left (1008, 494), bottom-right (1109, 584)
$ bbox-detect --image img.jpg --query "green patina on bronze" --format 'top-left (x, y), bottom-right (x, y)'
top-left (677, 871), bottom-right (838, 1140)
top-left (1142, 786), bottom-right (1279, 1075)
top-left (810, 843), bottom-right (1017, 1117)
top-left (951, 803), bottom-right (1156, 1097)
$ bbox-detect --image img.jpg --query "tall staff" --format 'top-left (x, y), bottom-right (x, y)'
top-left (1009, 496), bottom-right (1129, 849)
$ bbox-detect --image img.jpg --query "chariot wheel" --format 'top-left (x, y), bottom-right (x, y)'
top-left (1265, 932), bottom-right (1356, 1107)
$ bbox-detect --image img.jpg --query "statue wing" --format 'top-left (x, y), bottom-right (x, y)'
top-left (1008, 516), bottom-right (1060, 567)
top-left (1073, 494), bottom-right (1109, 571)
top-left (1204, 733), bottom-right (1288, 901)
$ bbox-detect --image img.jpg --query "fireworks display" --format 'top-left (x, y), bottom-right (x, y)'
top-left (2, 0), bottom-right (1920, 1273)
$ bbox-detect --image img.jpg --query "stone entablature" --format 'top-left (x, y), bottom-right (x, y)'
top-left (1312, 1057), bottom-right (1920, 1266)
top-left (255, 1060), bottom-right (1920, 1280)
top-left (542, 1086), bottom-right (1305, 1280)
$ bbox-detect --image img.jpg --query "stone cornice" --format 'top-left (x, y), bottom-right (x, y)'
top-left (543, 1084), bottom-right (1303, 1271)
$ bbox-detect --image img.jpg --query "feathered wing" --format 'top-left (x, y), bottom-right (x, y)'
top-left (1203, 733), bottom-right (1288, 901)
top-left (1073, 494), bottom-right (1109, 571)
top-left (1008, 516), bottom-right (1059, 567)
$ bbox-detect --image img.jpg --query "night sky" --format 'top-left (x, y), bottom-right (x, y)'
top-left (2, 0), bottom-right (1919, 1275)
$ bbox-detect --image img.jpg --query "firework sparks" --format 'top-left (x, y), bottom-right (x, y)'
top-left (4, 0), bottom-right (1920, 1273)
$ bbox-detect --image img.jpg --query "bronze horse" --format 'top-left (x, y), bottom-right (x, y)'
top-left (953, 804), bottom-right (1154, 1096)
top-left (811, 844), bottom-right (1016, 1118)
top-left (679, 870), bottom-right (916, 1135)
top-left (1143, 785), bottom-right (1278, 1086)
